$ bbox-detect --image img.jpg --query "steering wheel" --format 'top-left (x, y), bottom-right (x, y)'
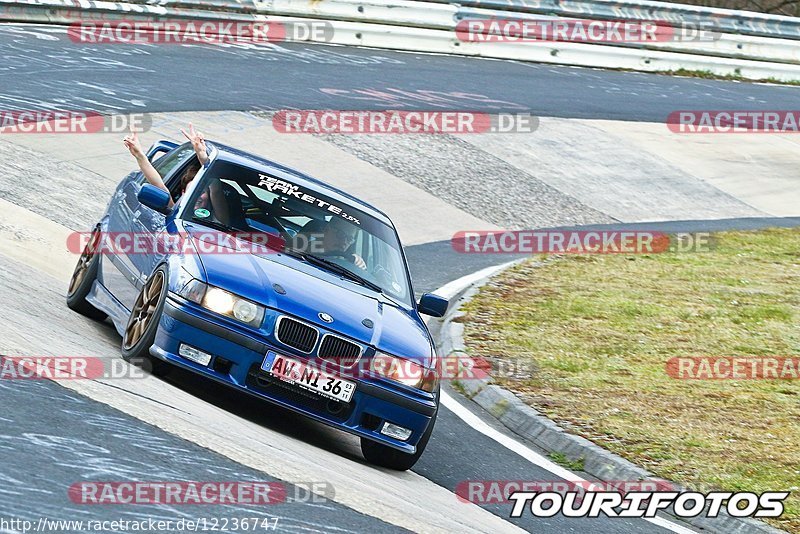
top-left (248, 212), bottom-right (291, 243)
top-left (372, 265), bottom-right (396, 289)
top-left (261, 213), bottom-right (287, 235)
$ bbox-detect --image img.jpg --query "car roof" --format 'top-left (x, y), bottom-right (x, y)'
top-left (207, 141), bottom-right (393, 227)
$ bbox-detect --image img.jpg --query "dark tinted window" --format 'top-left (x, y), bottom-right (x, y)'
top-left (152, 144), bottom-right (195, 181)
top-left (182, 161), bottom-right (412, 304)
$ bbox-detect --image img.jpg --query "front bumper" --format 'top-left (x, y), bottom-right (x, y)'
top-left (154, 297), bottom-right (437, 454)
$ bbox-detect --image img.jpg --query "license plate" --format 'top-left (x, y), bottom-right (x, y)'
top-left (261, 351), bottom-right (356, 403)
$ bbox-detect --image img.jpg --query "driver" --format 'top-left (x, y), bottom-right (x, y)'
top-left (298, 217), bottom-right (367, 270)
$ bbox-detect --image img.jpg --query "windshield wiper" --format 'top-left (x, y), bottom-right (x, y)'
top-left (190, 217), bottom-right (234, 234)
top-left (284, 249), bottom-right (384, 294)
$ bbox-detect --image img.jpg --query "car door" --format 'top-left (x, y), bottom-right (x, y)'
top-left (132, 148), bottom-right (199, 282)
top-left (101, 142), bottom-right (192, 310)
top-left (100, 170), bottom-right (142, 310)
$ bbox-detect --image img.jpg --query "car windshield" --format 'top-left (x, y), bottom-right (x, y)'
top-left (180, 160), bottom-right (413, 305)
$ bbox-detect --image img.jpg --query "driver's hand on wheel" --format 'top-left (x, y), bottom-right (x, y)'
top-left (352, 254), bottom-right (367, 270)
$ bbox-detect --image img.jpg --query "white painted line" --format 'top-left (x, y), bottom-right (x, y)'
top-left (435, 265), bottom-right (697, 534)
top-left (433, 260), bottom-right (521, 300)
top-left (441, 392), bottom-right (697, 534)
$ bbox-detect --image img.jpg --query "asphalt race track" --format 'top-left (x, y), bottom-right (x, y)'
top-left (0, 24), bottom-right (799, 120)
top-left (1, 22), bottom-right (798, 534)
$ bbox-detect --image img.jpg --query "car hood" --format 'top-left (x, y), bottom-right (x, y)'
top-left (188, 230), bottom-right (432, 366)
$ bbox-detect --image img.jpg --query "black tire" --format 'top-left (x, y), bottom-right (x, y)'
top-left (360, 406), bottom-right (438, 470)
top-left (66, 227), bottom-right (107, 321)
top-left (120, 265), bottom-right (171, 376)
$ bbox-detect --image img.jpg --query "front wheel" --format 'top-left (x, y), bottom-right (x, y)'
top-left (360, 407), bottom-right (438, 470)
top-left (121, 265), bottom-right (170, 376)
top-left (66, 227), bottom-right (107, 321)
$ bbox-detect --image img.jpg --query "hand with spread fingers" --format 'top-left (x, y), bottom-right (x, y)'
top-left (122, 129), bottom-right (146, 162)
top-left (181, 123), bottom-right (209, 165)
top-left (123, 126), bottom-right (170, 200)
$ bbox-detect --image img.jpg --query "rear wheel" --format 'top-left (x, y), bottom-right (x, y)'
top-left (121, 266), bottom-right (170, 376)
top-left (66, 227), bottom-right (107, 321)
top-left (360, 407), bottom-right (438, 470)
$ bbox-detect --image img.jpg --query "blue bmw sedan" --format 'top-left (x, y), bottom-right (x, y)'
top-left (66, 139), bottom-right (448, 470)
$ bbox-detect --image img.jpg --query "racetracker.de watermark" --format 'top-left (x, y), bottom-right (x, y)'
top-left (69, 482), bottom-right (283, 505)
top-left (451, 231), bottom-right (713, 254)
top-left (0, 517), bottom-right (280, 533)
top-left (455, 19), bottom-right (720, 43)
top-left (69, 230), bottom-right (298, 256)
top-left (262, 353), bottom-right (527, 382)
top-left (68, 20), bottom-right (333, 44)
top-left (667, 357), bottom-right (800, 379)
top-left (0, 355), bottom-right (148, 380)
top-left (0, 111), bottom-right (150, 134)
top-left (456, 479), bottom-right (676, 504)
top-left (272, 110), bottom-right (538, 134)
top-left (667, 110), bottom-right (800, 133)
top-left (68, 481), bottom-right (333, 505)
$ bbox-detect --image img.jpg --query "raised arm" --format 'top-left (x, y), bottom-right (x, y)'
top-left (123, 129), bottom-right (168, 193)
top-left (181, 123), bottom-right (209, 166)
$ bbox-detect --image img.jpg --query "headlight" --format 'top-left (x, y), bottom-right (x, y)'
top-left (178, 280), bottom-right (265, 328)
top-left (370, 352), bottom-right (437, 392)
top-left (233, 299), bottom-right (259, 323)
top-left (204, 287), bottom-right (235, 313)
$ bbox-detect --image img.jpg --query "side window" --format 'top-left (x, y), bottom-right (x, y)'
top-left (142, 144), bottom-right (195, 183)
top-left (167, 155), bottom-right (201, 200)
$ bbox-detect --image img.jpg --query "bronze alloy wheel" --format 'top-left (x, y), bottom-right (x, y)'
top-left (67, 230), bottom-right (100, 297)
top-left (123, 271), bottom-right (165, 350)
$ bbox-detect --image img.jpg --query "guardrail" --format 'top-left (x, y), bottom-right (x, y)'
top-left (2, 0), bottom-right (799, 81)
top-left (422, 0), bottom-right (800, 40)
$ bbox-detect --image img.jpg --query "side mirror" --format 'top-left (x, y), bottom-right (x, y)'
top-left (418, 293), bottom-right (449, 318)
top-left (138, 184), bottom-right (172, 215)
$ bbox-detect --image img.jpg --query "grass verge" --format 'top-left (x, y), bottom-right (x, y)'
top-left (461, 228), bottom-right (800, 532)
top-left (549, 452), bottom-right (586, 472)
top-left (654, 68), bottom-right (800, 86)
